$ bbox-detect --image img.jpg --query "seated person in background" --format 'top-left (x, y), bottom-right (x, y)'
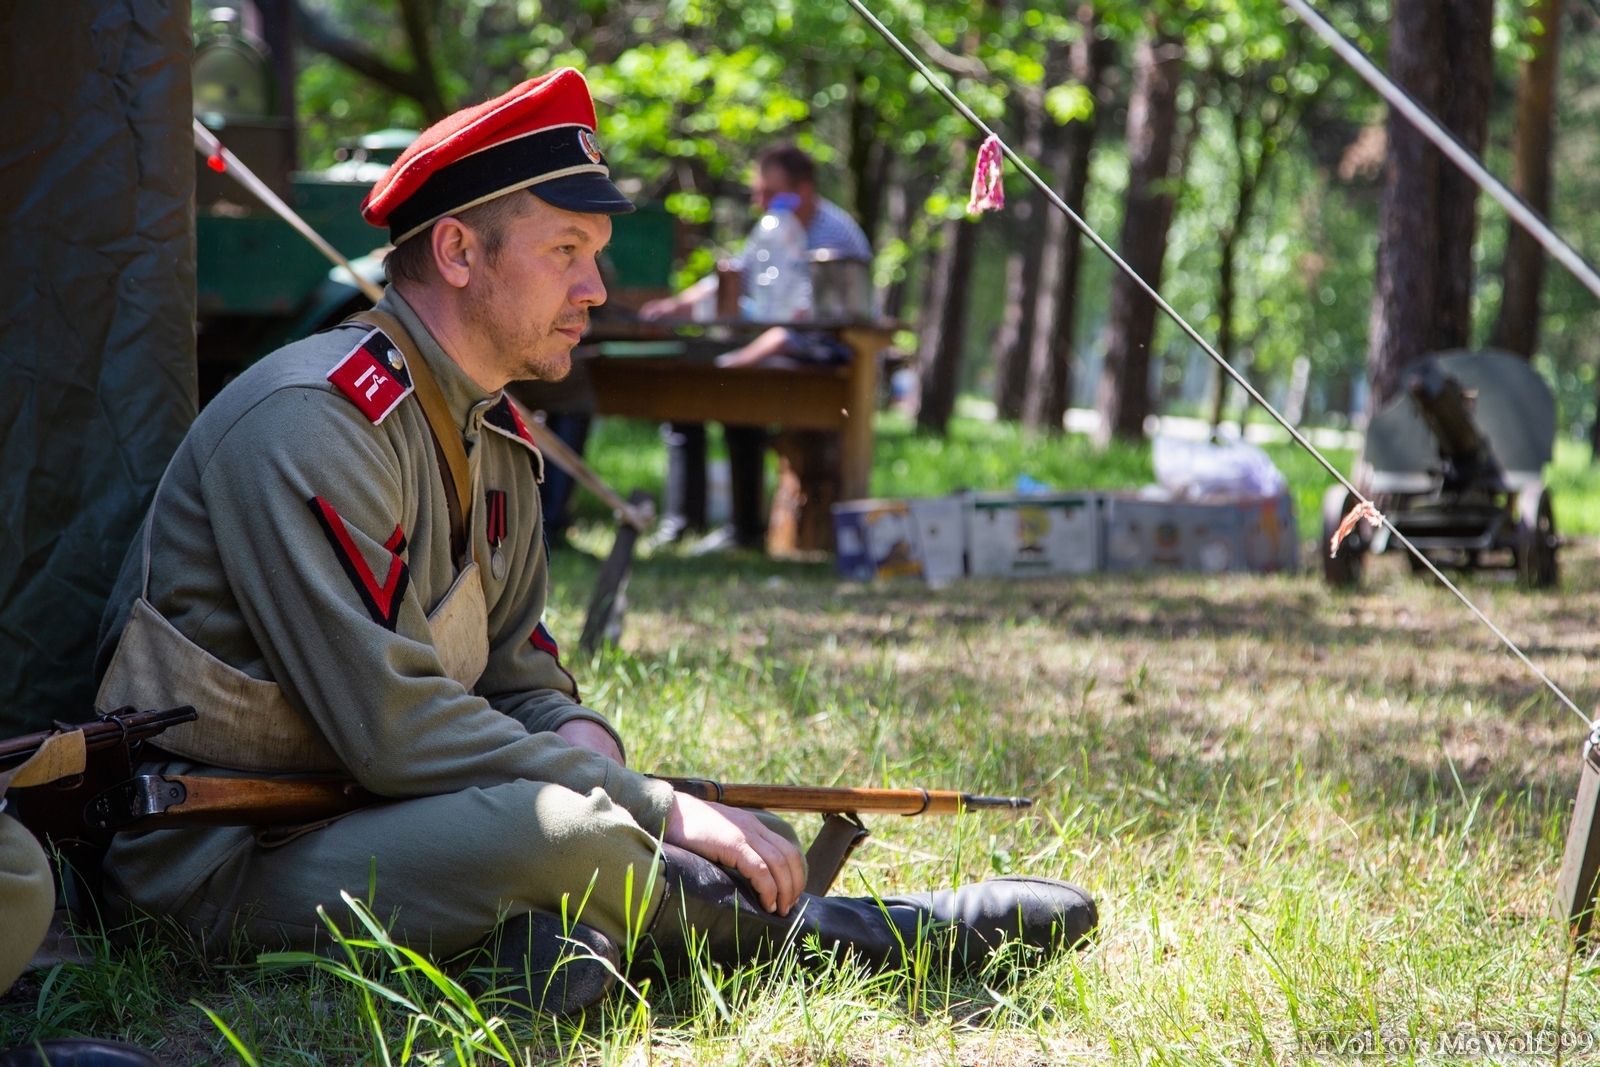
top-left (640, 143), bottom-right (873, 367)
top-left (641, 144), bottom-right (876, 549)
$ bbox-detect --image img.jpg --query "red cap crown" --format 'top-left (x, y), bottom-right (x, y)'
top-left (364, 68), bottom-right (628, 243)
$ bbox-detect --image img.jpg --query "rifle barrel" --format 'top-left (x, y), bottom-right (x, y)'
top-left (658, 778), bottom-right (1032, 815)
top-left (0, 706), bottom-right (198, 768)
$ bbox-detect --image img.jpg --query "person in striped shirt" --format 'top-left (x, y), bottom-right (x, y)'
top-left (640, 144), bottom-right (875, 548)
top-left (640, 143), bottom-right (873, 335)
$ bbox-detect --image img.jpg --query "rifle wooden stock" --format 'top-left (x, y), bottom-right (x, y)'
top-left (86, 774), bottom-right (379, 830)
top-left (657, 778), bottom-right (1032, 815)
top-left (83, 774), bottom-right (1031, 832)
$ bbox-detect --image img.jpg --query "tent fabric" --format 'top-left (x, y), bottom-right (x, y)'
top-left (1363, 349), bottom-right (1556, 478)
top-left (0, 0), bottom-right (196, 734)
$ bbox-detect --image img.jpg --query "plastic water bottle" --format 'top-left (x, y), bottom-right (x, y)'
top-left (743, 192), bottom-right (811, 321)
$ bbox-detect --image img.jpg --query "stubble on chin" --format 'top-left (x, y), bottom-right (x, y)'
top-left (513, 314), bottom-right (582, 382)
top-left (466, 276), bottom-right (583, 383)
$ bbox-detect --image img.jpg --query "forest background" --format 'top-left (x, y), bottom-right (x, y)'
top-left (265, 0), bottom-right (1600, 450)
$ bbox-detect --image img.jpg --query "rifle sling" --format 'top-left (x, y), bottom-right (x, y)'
top-left (348, 309), bottom-right (471, 565)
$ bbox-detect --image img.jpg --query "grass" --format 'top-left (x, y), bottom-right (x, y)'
top-left (10, 415), bottom-right (1600, 1064)
top-left (9, 547), bottom-right (1600, 1063)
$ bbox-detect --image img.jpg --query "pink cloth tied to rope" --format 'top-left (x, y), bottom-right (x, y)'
top-left (1329, 500), bottom-right (1384, 557)
top-left (966, 135), bottom-right (1005, 214)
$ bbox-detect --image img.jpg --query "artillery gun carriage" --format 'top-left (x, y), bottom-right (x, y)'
top-left (1322, 350), bottom-right (1559, 589)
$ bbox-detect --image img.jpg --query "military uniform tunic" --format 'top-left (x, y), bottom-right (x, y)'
top-left (95, 289), bottom-right (685, 952)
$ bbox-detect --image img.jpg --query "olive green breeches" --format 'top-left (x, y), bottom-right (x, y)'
top-left (103, 780), bottom-right (800, 957)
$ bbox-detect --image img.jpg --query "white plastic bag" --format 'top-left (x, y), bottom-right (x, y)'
top-left (1152, 434), bottom-right (1287, 501)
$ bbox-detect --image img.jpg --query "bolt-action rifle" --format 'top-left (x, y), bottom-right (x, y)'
top-left (3, 710), bottom-right (1031, 897)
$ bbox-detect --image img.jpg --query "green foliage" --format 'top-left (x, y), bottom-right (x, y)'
top-left (587, 42), bottom-right (814, 195)
top-left (288, 0), bottom-right (1585, 436)
top-left (297, 56), bottom-right (427, 170)
top-left (1542, 438), bottom-right (1600, 535)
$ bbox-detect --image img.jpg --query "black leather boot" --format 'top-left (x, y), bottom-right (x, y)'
top-left (879, 876), bottom-right (1099, 970)
top-left (464, 911), bottom-right (619, 1016)
top-left (0, 1040), bottom-right (161, 1067)
top-left (637, 844), bottom-right (1096, 979)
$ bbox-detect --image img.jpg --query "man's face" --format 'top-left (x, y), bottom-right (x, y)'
top-left (462, 196), bottom-right (610, 383)
top-left (750, 164), bottom-right (796, 212)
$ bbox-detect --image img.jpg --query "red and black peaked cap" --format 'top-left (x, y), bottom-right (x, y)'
top-left (362, 67), bottom-right (634, 245)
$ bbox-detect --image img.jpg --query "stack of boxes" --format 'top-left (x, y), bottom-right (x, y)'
top-left (832, 491), bottom-right (1298, 583)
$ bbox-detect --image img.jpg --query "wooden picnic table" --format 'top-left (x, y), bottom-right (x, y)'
top-left (581, 319), bottom-right (897, 507)
top-left (513, 317), bottom-right (898, 553)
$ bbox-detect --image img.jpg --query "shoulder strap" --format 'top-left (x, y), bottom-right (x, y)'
top-left (347, 309), bottom-right (470, 564)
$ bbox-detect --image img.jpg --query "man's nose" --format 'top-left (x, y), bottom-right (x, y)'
top-left (573, 256), bottom-right (607, 308)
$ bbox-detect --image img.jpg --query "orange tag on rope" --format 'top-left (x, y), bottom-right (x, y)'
top-left (206, 153), bottom-right (226, 173)
top-left (1330, 500), bottom-right (1383, 557)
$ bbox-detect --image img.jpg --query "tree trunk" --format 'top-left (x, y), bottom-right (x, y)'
top-left (1094, 31), bottom-right (1185, 445)
top-left (1591, 377), bottom-right (1600, 460)
top-left (256, 0), bottom-right (299, 184)
top-left (880, 163), bottom-right (912, 321)
top-left (991, 250), bottom-right (1036, 420)
top-left (915, 213), bottom-right (980, 434)
top-left (1366, 0), bottom-right (1445, 407)
top-left (1025, 14), bottom-right (1112, 434)
top-left (991, 94), bottom-right (1048, 421)
top-left (1492, 0), bottom-right (1563, 358)
top-left (1432, 0), bottom-right (1495, 352)
top-left (849, 68), bottom-right (891, 244)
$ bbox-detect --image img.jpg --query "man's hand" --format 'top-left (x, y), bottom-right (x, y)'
top-left (637, 296), bottom-right (681, 321)
top-left (664, 792), bottom-right (805, 916)
top-left (639, 276), bottom-right (717, 322)
top-left (554, 719), bottom-right (625, 765)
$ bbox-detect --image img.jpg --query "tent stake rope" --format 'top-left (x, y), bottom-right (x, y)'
top-left (845, 0), bottom-right (1589, 728)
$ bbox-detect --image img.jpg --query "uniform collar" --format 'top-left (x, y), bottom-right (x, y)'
top-left (377, 287), bottom-right (499, 434)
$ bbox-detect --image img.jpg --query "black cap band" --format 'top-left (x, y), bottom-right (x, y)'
top-left (388, 124), bottom-right (634, 242)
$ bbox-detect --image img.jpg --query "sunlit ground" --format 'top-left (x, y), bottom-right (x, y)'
top-left (10, 527), bottom-right (1600, 1062)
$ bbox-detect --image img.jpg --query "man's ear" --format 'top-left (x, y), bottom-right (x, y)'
top-left (430, 218), bottom-right (475, 290)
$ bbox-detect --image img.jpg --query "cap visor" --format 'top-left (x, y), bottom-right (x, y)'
top-left (529, 172), bottom-right (635, 215)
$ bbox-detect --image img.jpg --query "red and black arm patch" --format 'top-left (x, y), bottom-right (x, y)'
top-left (307, 496), bottom-right (411, 630)
top-left (530, 620), bottom-right (579, 697)
top-left (530, 621), bottom-right (561, 659)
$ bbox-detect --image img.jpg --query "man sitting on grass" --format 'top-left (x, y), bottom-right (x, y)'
top-left (92, 70), bottom-right (1097, 1014)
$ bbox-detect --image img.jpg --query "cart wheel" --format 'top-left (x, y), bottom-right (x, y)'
top-left (1322, 486), bottom-right (1364, 589)
top-left (1517, 484), bottom-right (1558, 589)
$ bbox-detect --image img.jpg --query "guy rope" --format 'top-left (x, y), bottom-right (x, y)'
top-left (844, 0), bottom-right (1600, 934)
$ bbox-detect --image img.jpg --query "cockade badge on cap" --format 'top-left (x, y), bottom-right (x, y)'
top-left (579, 128), bottom-right (603, 164)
